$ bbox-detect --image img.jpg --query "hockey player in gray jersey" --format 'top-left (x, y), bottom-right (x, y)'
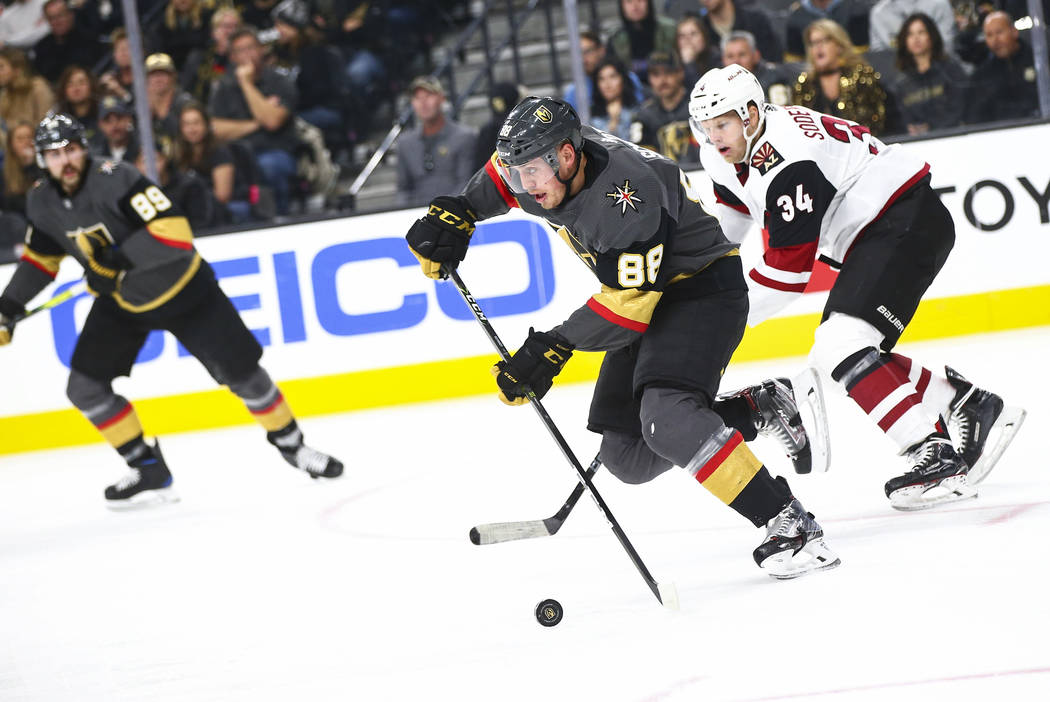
top-left (689, 65), bottom-right (1026, 510)
top-left (406, 96), bottom-right (840, 579)
top-left (0, 114), bottom-right (343, 509)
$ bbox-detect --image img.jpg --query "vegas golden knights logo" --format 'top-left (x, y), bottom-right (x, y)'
top-left (534, 106), bottom-right (553, 123)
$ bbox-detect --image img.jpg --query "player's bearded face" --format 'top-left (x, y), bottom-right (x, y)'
top-left (699, 113), bottom-right (747, 163)
top-left (43, 143), bottom-right (87, 190)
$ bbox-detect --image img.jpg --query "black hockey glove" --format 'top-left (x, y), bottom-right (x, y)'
top-left (405, 195), bottom-right (477, 279)
top-left (82, 239), bottom-right (133, 297)
top-left (491, 328), bottom-right (574, 406)
top-left (0, 296), bottom-right (23, 346)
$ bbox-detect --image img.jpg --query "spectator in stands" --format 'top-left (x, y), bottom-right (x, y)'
top-left (0, 0), bottom-right (51, 50)
top-left (56, 64), bottom-right (102, 144)
top-left (563, 29), bottom-right (644, 112)
top-left (181, 7), bottom-right (242, 103)
top-left (630, 49), bottom-right (698, 163)
top-left (330, 0), bottom-right (386, 104)
top-left (607, 0), bottom-right (678, 84)
top-left (473, 81), bottom-right (521, 169)
top-left (0, 121), bottom-right (39, 250)
top-left (0, 47), bottom-right (54, 135)
top-left (32, 0), bottom-right (106, 83)
top-left (676, 13), bottom-right (719, 88)
top-left (240, 0), bottom-right (281, 31)
top-left (698, 0), bottom-right (783, 62)
top-left (136, 138), bottom-right (224, 230)
top-left (396, 75), bottom-right (476, 208)
top-left (793, 19), bottom-right (890, 134)
top-left (98, 28), bottom-right (135, 104)
top-left (157, 0), bottom-right (213, 69)
top-left (785, 0), bottom-right (870, 61)
top-left (965, 10), bottom-right (1040, 124)
top-left (94, 94), bottom-right (140, 163)
top-left (869, 0), bottom-right (955, 53)
top-left (145, 52), bottom-right (194, 143)
top-left (951, 0), bottom-right (993, 67)
top-left (590, 57), bottom-right (640, 140)
top-left (890, 12), bottom-right (966, 135)
top-left (210, 27), bottom-right (299, 216)
top-left (1, 121), bottom-right (38, 206)
top-left (271, 0), bottom-right (348, 150)
top-left (175, 100), bottom-right (257, 223)
top-left (721, 30), bottom-right (795, 106)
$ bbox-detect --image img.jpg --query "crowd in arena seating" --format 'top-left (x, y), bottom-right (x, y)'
top-left (0, 0), bottom-right (458, 255)
top-left (562, 0), bottom-right (1046, 167)
top-left (0, 0), bottom-right (1046, 247)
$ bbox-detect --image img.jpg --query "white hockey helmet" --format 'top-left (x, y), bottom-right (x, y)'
top-left (688, 64), bottom-right (766, 159)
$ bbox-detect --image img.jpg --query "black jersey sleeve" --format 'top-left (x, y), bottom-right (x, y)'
top-left (0, 223), bottom-right (66, 306)
top-left (459, 153), bottom-right (520, 220)
top-left (116, 175), bottom-right (195, 251)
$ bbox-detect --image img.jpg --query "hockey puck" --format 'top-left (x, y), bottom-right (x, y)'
top-left (535, 599), bottom-right (563, 627)
top-left (468, 527), bottom-right (481, 545)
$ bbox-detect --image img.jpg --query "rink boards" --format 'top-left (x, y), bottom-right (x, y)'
top-left (1, 122), bottom-right (1048, 453)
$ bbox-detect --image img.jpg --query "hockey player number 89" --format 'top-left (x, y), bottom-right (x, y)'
top-left (129, 186), bottom-right (173, 222)
top-left (776, 184), bottom-right (814, 222)
top-left (618, 244), bottom-right (664, 287)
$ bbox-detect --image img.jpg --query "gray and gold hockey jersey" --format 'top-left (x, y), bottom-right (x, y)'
top-left (464, 126), bottom-right (735, 352)
top-left (4, 159), bottom-right (200, 313)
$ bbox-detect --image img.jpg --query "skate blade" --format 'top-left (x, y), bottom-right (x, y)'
top-left (888, 475), bottom-right (977, 512)
top-left (105, 488), bottom-right (180, 511)
top-left (791, 368), bottom-right (831, 473)
top-left (967, 406), bottom-right (1026, 485)
top-left (761, 539), bottom-right (841, 580)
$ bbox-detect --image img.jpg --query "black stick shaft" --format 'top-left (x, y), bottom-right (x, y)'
top-left (448, 269), bottom-right (666, 605)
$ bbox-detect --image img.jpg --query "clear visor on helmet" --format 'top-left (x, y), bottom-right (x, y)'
top-left (495, 150), bottom-right (559, 194)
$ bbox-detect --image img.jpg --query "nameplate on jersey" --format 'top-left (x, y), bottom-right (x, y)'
top-left (750, 142), bottom-right (784, 175)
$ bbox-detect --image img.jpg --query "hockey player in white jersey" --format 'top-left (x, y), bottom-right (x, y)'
top-left (688, 65), bottom-right (1025, 510)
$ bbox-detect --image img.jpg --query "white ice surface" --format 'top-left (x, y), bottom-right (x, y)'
top-left (1, 328), bottom-right (1048, 702)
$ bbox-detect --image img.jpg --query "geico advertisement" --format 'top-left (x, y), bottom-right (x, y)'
top-left (0, 210), bottom-right (596, 417)
top-left (1, 122), bottom-right (1048, 417)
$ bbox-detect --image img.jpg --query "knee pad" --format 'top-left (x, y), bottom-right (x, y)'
top-left (639, 386), bottom-right (724, 467)
top-left (809, 313), bottom-right (885, 384)
top-left (66, 369), bottom-right (117, 413)
top-left (226, 365), bottom-right (277, 404)
top-left (600, 432), bottom-right (673, 485)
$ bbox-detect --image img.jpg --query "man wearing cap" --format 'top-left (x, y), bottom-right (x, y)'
top-left (145, 52), bottom-right (194, 144)
top-left (395, 76), bottom-right (477, 208)
top-left (32, 0), bottom-right (106, 83)
top-left (629, 50), bottom-right (698, 164)
top-left (94, 95), bottom-right (140, 164)
top-left (209, 27), bottom-right (299, 216)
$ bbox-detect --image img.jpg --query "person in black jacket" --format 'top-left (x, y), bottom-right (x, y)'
top-left (32, 0), bottom-right (107, 84)
top-left (890, 12), bottom-right (967, 135)
top-left (699, 0), bottom-right (782, 62)
top-left (965, 10), bottom-right (1039, 125)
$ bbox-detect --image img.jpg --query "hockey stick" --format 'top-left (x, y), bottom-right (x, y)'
top-left (13, 282), bottom-right (87, 323)
top-left (447, 268), bottom-right (678, 609)
top-left (469, 453), bottom-right (601, 545)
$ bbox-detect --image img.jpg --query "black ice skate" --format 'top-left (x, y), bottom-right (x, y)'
top-left (268, 422), bottom-right (343, 479)
top-left (105, 440), bottom-right (179, 510)
top-left (724, 372), bottom-right (828, 473)
top-left (885, 435), bottom-right (976, 511)
top-left (945, 366), bottom-right (1026, 485)
top-left (753, 498), bottom-right (841, 579)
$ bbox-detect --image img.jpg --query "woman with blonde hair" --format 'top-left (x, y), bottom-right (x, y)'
top-left (0, 47), bottom-right (55, 136)
top-left (793, 19), bottom-right (889, 135)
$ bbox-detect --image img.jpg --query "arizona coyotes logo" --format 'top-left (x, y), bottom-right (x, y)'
top-left (606, 179), bottom-right (643, 215)
top-left (534, 106), bottom-right (553, 123)
top-left (750, 142), bottom-right (784, 174)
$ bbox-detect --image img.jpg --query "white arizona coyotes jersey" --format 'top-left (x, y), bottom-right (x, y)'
top-left (699, 103), bottom-right (930, 324)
